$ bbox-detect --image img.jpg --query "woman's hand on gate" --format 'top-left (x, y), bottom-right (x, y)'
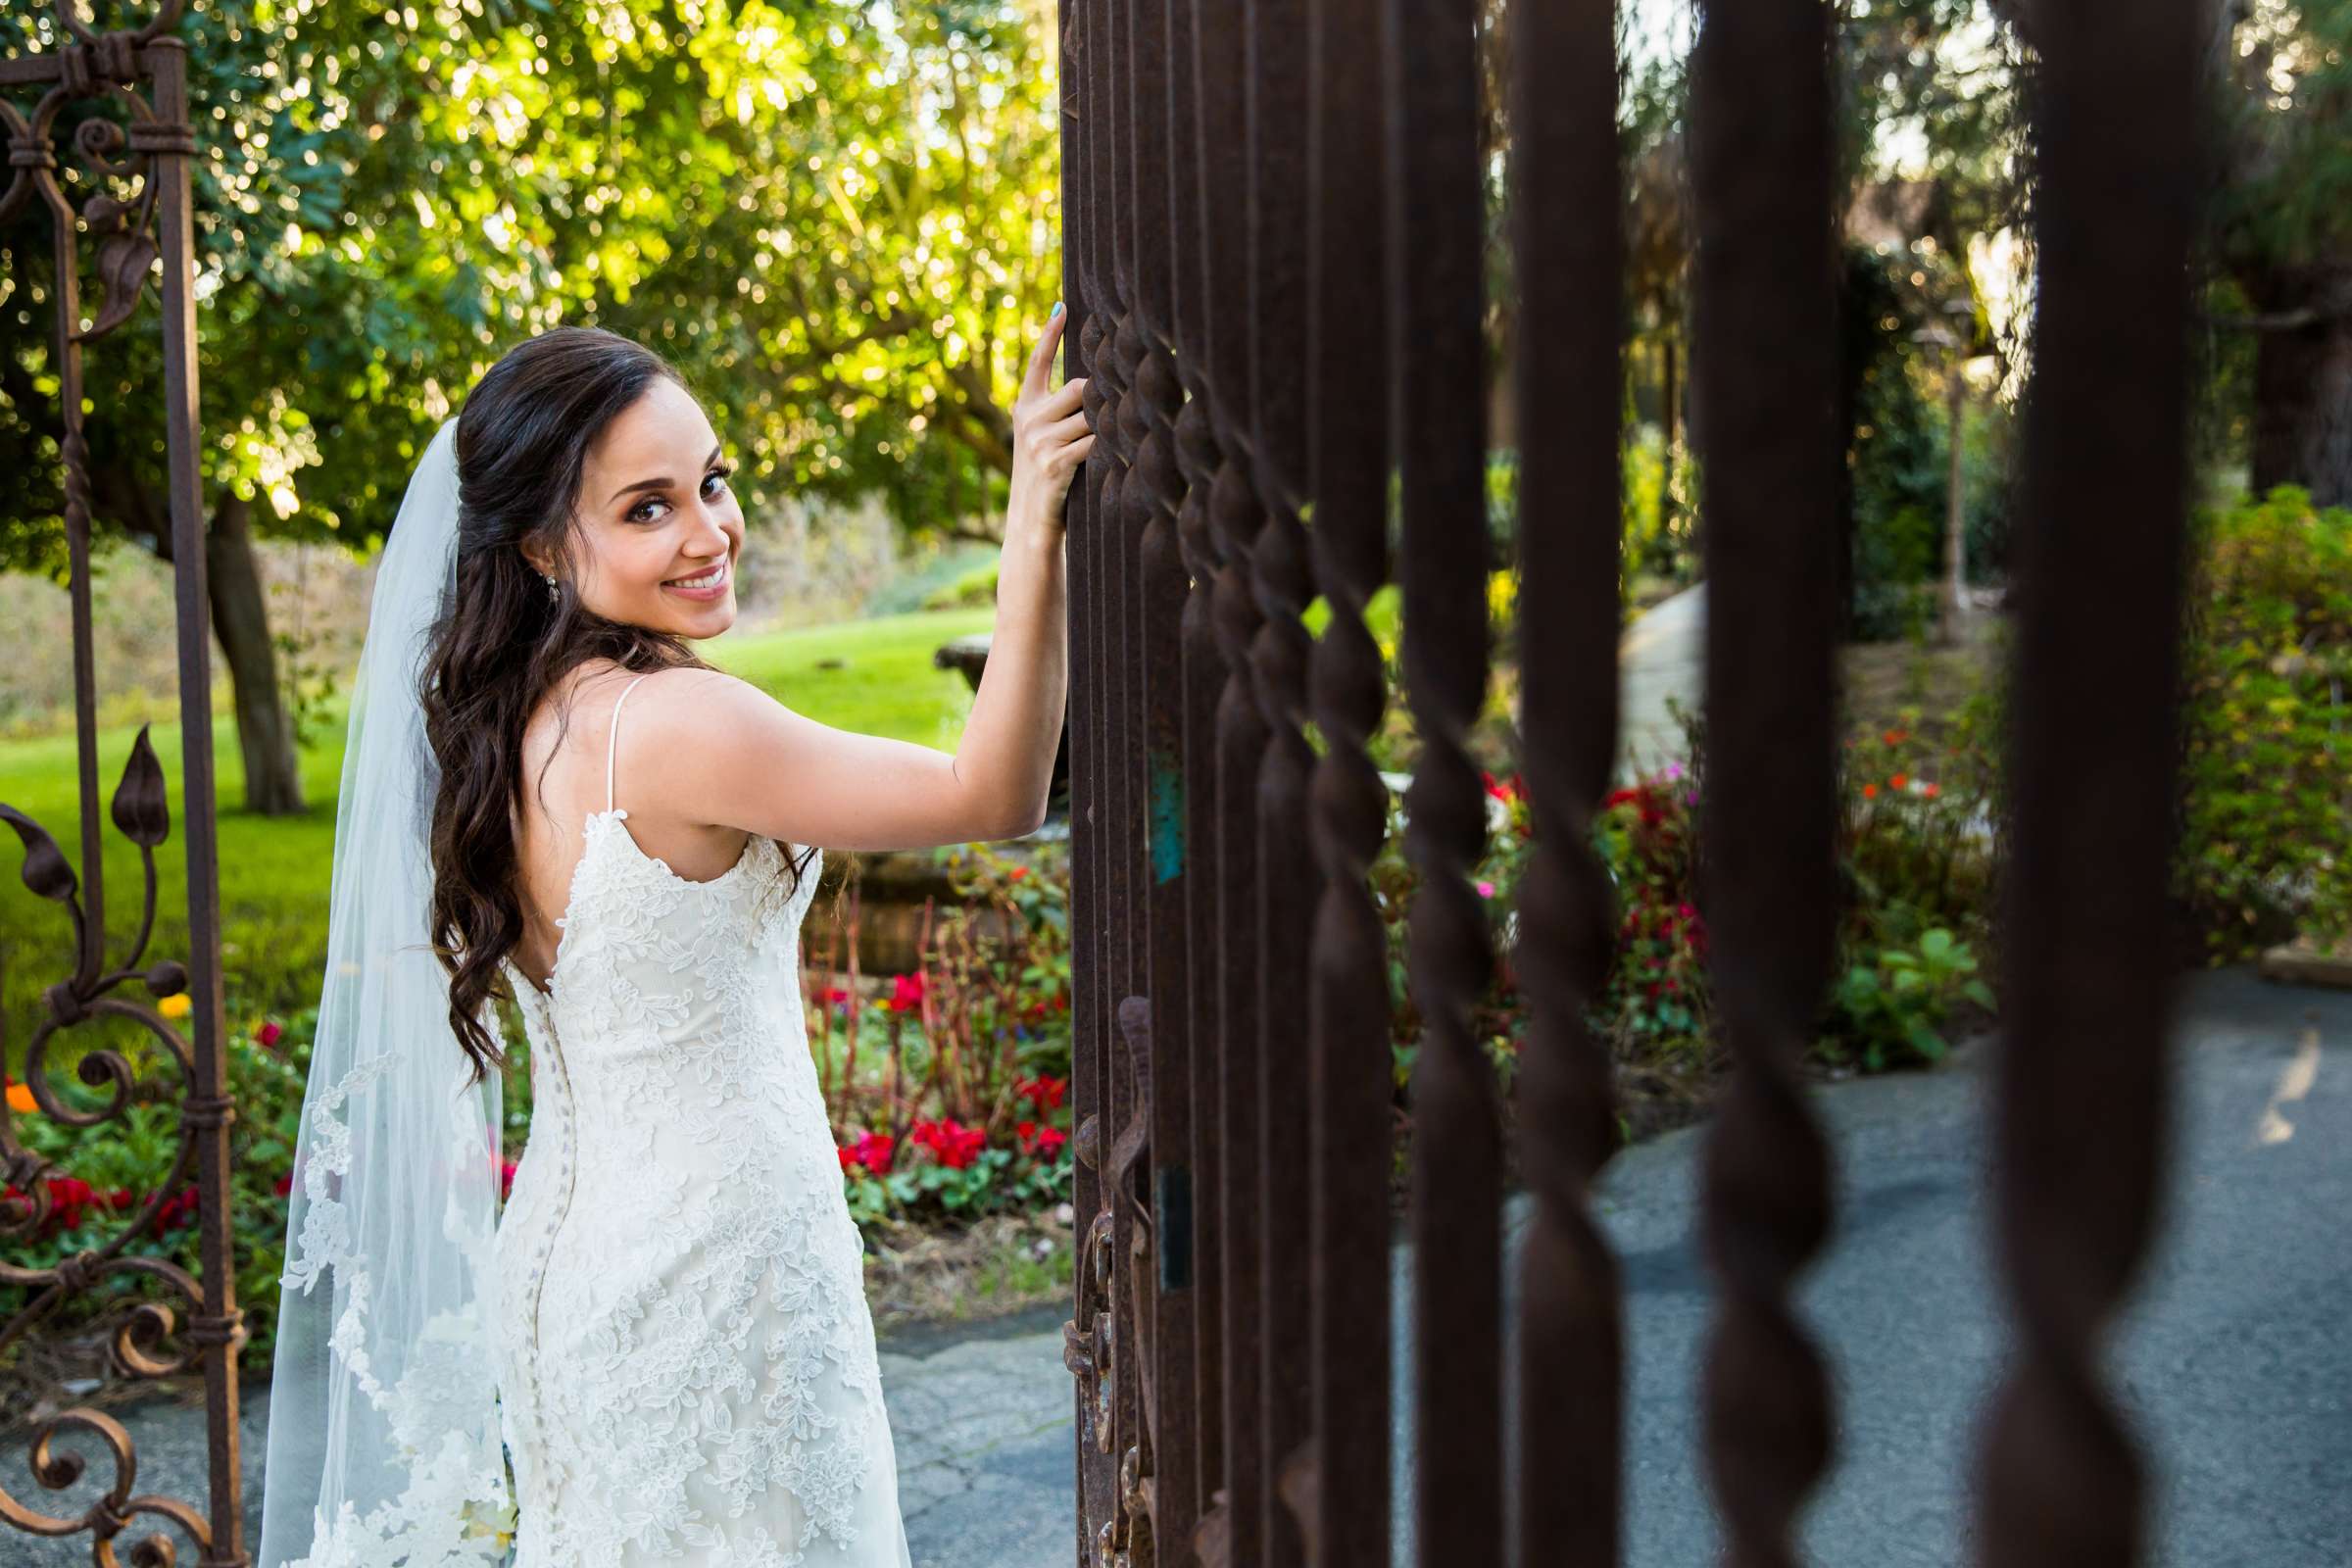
top-left (1008, 304), bottom-right (1092, 532)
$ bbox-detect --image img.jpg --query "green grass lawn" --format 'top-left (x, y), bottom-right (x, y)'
top-left (0, 608), bottom-right (994, 1054)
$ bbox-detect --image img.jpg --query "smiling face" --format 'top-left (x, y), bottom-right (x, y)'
top-left (527, 377), bottom-right (744, 636)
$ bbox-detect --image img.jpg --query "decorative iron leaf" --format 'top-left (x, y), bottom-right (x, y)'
top-left (82, 229), bottom-right (159, 342)
top-left (80, 191), bottom-right (130, 233)
top-left (110, 725), bottom-right (170, 848)
top-left (0, 805), bottom-right (78, 903)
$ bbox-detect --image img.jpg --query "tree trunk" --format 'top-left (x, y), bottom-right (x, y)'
top-left (1940, 368), bottom-right (1968, 644)
top-left (207, 493), bottom-right (307, 815)
top-left (2250, 289), bottom-right (2352, 509)
top-left (1659, 331), bottom-right (1680, 546)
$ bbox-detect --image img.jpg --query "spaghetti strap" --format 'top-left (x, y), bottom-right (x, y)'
top-left (607, 672), bottom-right (653, 814)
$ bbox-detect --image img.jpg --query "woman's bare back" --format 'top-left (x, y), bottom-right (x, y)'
top-left (508, 661), bottom-right (752, 990)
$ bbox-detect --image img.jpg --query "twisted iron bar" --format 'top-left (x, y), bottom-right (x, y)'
top-left (1388, 0), bottom-right (1504, 1556)
top-left (1298, 0), bottom-right (1394, 1558)
top-left (1509, 2), bottom-right (1629, 1564)
top-left (1974, 4), bottom-right (2201, 1564)
top-left (1690, 5), bottom-right (1839, 1566)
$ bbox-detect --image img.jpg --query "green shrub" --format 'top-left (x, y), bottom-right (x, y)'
top-left (1824, 927), bottom-right (1994, 1072)
top-left (2177, 485), bottom-right (2352, 957)
top-left (2, 1003), bottom-right (315, 1378)
top-left (921, 559), bottom-right (1002, 611)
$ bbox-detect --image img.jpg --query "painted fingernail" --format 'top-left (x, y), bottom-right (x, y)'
top-left (1050, 300), bottom-right (1064, 318)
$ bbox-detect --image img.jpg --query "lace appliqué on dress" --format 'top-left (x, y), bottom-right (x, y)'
top-left (496, 817), bottom-right (892, 1568)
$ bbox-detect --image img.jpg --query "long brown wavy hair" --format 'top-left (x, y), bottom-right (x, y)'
top-left (417, 325), bottom-right (815, 1084)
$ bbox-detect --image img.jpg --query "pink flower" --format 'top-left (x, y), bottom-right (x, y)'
top-left (1475, 880), bottom-right (1495, 900)
top-left (885, 973), bottom-right (926, 1015)
top-left (254, 1019), bottom-right (283, 1048)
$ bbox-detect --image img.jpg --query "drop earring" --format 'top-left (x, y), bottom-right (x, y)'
top-left (542, 571), bottom-right (560, 603)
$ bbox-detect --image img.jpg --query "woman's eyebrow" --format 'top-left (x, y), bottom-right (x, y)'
top-left (608, 443), bottom-right (724, 505)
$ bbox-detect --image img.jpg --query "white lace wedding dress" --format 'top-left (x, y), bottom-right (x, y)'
top-left (491, 672), bottom-right (911, 1568)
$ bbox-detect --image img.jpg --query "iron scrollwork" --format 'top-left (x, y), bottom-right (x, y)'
top-left (3, 5), bottom-right (247, 1566)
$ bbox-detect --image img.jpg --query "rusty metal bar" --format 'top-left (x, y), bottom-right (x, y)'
top-left (1239, 1), bottom-right (1316, 1562)
top-left (1187, 0), bottom-right (1275, 1559)
top-left (1123, 0), bottom-right (1201, 1554)
top-left (1302, 0), bottom-right (1395, 1559)
top-left (1059, 0), bottom-right (1117, 1553)
top-left (0, 11), bottom-right (247, 1567)
top-left (1510, 1), bottom-right (1628, 1564)
top-left (1388, 0), bottom-right (1503, 1559)
top-left (1973, 5), bottom-right (2202, 1565)
top-left (147, 29), bottom-right (252, 1566)
top-left (1689, 4), bottom-right (1840, 1565)
top-left (1100, 2), bottom-right (1162, 1557)
top-left (1156, 3), bottom-right (1232, 1542)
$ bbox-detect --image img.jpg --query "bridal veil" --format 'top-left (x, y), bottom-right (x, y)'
top-left (256, 414), bottom-right (516, 1567)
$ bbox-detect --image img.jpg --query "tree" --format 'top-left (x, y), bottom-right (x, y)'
top-left (2, 0), bottom-right (1060, 811)
top-left (2209, 0), bottom-right (2352, 505)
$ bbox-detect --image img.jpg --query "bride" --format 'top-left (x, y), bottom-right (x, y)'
top-left (256, 312), bottom-right (1088, 1568)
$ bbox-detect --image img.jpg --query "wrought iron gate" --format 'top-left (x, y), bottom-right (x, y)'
top-left (1056, 4), bottom-right (2204, 1568)
top-left (0, 5), bottom-right (250, 1565)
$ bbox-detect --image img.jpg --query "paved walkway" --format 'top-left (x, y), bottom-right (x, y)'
top-left (1617, 581), bottom-right (1705, 783)
top-left (15, 964), bottom-right (2345, 1565)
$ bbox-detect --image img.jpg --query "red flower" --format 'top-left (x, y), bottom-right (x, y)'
top-left (1009, 865), bottom-right (1029, 881)
top-left (273, 1171), bottom-right (294, 1199)
top-left (840, 1131), bottom-right (896, 1175)
top-left (909, 1117), bottom-right (987, 1169)
top-left (1889, 772), bottom-right (1909, 792)
top-left (500, 1160), bottom-right (518, 1201)
top-left (1482, 770), bottom-right (1526, 804)
top-left (1013, 1074), bottom-right (1068, 1112)
top-left (1013, 1118), bottom-right (1069, 1160)
top-left (885, 973), bottom-right (926, 1015)
top-left (151, 1184), bottom-right (201, 1233)
top-left (254, 1019), bottom-right (284, 1048)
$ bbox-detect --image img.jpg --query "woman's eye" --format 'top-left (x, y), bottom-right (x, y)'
top-left (629, 469), bottom-right (729, 524)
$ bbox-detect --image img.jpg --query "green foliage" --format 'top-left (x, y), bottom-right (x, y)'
top-left (1591, 757), bottom-right (1712, 1068)
top-left (1825, 927), bottom-right (1994, 1072)
top-left (2176, 486), bottom-right (2352, 956)
top-left (3, 1004), bottom-right (318, 1372)
top-left (1619, 424), bottom-right (1701, 585)
top-left (1, 0), bottom-right (1061, 572)
top-left (816, 837), bottom-right (1074, 1237)
top-left (1845, 246), bottom-right (1951, 642)
top-left (922, 560), bottom-right (1003, 612)
top-left (2214, 2), bottom-right (2352, 277)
